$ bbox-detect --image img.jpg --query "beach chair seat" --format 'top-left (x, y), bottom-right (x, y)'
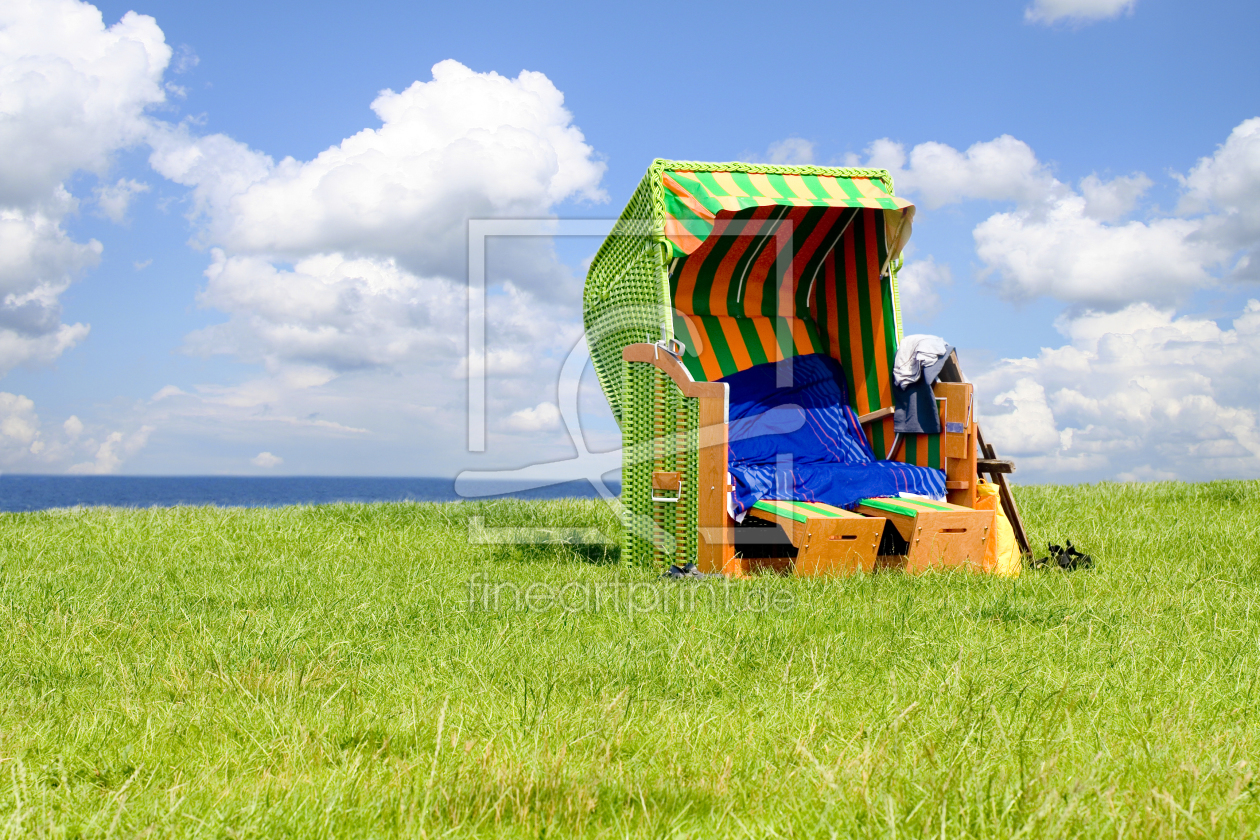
top-left (583, 159), bottom-right (1029, 576)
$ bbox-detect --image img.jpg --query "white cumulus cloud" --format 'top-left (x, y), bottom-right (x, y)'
top-left (1025, 0), bottom-right (1137, 25)
top-left (139, 59), bottom-right (604, 466)
top-left (251, 451), bottom-right (281, 468)
top-left (875, 120), bottom-right (1260, 481)
top-left (1177, 117), bottom-right (1260, 279)
top-left (149, 59), bottom-right (605, 286)
top-left (186, 251), bottom-right (463, 372)
top-left (183, 250), bottom-right (580, 379)
top-left (967, 116), bottom-right (1260, 310)
top-left (976, 301), bottom-right (1260, 481)
top-left (0, 391), bottom-right (41, 460)
top-left (0, 208), bottom-right (95, 373)
top-left (68, 424), bottom-right (154, 474)
top-left (859, 135), bottom-right (1060, 209)
top-left (93, 178), bottom-right (150, 223)
top-left (1079, 172), bottom-right (1152, 222)
top-left (895, 256), bottom-right (953, 322)
top-left (505, 402), bottom-right (561, 432)
top-left (146, 125), bottom-right (274, 233)
top-left (869, 120), bottom-right (1260, 313)
top-left (764, 137), bottom-right (815, 166)
top-left (973, 195), bottom-right (1218, 309)
top-left (0, 391), bottom-right (151, 472)
top-left (0, 0), bottom-right (173, 374)
top-left (859, 133), bottom-right (1209, 310)
top-left (0, 0), bottom-right (170, 209)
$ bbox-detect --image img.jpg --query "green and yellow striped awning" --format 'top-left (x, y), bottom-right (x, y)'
top-left (662, 169), bottom-right (915, 260)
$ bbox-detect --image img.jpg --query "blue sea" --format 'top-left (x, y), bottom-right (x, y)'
top-left (0, 475), bottom-right (618, 513)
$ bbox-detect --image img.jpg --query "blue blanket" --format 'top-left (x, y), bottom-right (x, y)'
top-left (721, 354), bottom-right (946, 518)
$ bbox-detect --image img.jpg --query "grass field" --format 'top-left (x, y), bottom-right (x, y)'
top-left (2, 481), bottom-right (1259, 838)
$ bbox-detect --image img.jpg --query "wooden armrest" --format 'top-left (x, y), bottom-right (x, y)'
top-left (622, 344), bottom-right (726, 400)
top-left (977, 459), bottom-right (1014, 474)
top-left (858, 407), bottom-right (893, 425)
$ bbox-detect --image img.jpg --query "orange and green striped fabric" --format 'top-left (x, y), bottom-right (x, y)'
top-left (668, 206), bottom-right (932, 465)
top-left (672, 313), bottom-right (827, 382)
top-left (664, 188), bottom-right (942, 470)
top-left (667, 203), bottom-right (842, 382)
top-left (670, 205), bottom-right (859, 319)
top-left (663, 169), bottom-right (914, 258)
top-left (810, 208), bottom-right (899, 464)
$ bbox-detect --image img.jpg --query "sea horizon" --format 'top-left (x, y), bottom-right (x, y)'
top-left (0, 474), bottom-right (619, 513)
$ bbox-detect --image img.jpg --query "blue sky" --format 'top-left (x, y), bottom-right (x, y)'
top-left (1, 0), bottom-right (1258, 481)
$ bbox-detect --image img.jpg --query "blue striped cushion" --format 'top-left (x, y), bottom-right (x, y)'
top-left (721, 354), bottom-right (945, 518)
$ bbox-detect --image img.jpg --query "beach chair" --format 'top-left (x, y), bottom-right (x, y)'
top-left (584, 160), bottom-right (1027, 577)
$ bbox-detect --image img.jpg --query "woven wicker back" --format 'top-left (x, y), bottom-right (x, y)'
top-left (583, 171), bottom-right (666, 425)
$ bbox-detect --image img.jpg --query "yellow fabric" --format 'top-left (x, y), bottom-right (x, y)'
top-left (882, 207), bottom-right (915, 272)
top-left (976, 480), bottom-right (1020, 577)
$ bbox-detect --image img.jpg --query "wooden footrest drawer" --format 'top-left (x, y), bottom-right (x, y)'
top-left (856, 497), bottom-right (994, 574)
top-left (747, 500), bottom-right (885, 577)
